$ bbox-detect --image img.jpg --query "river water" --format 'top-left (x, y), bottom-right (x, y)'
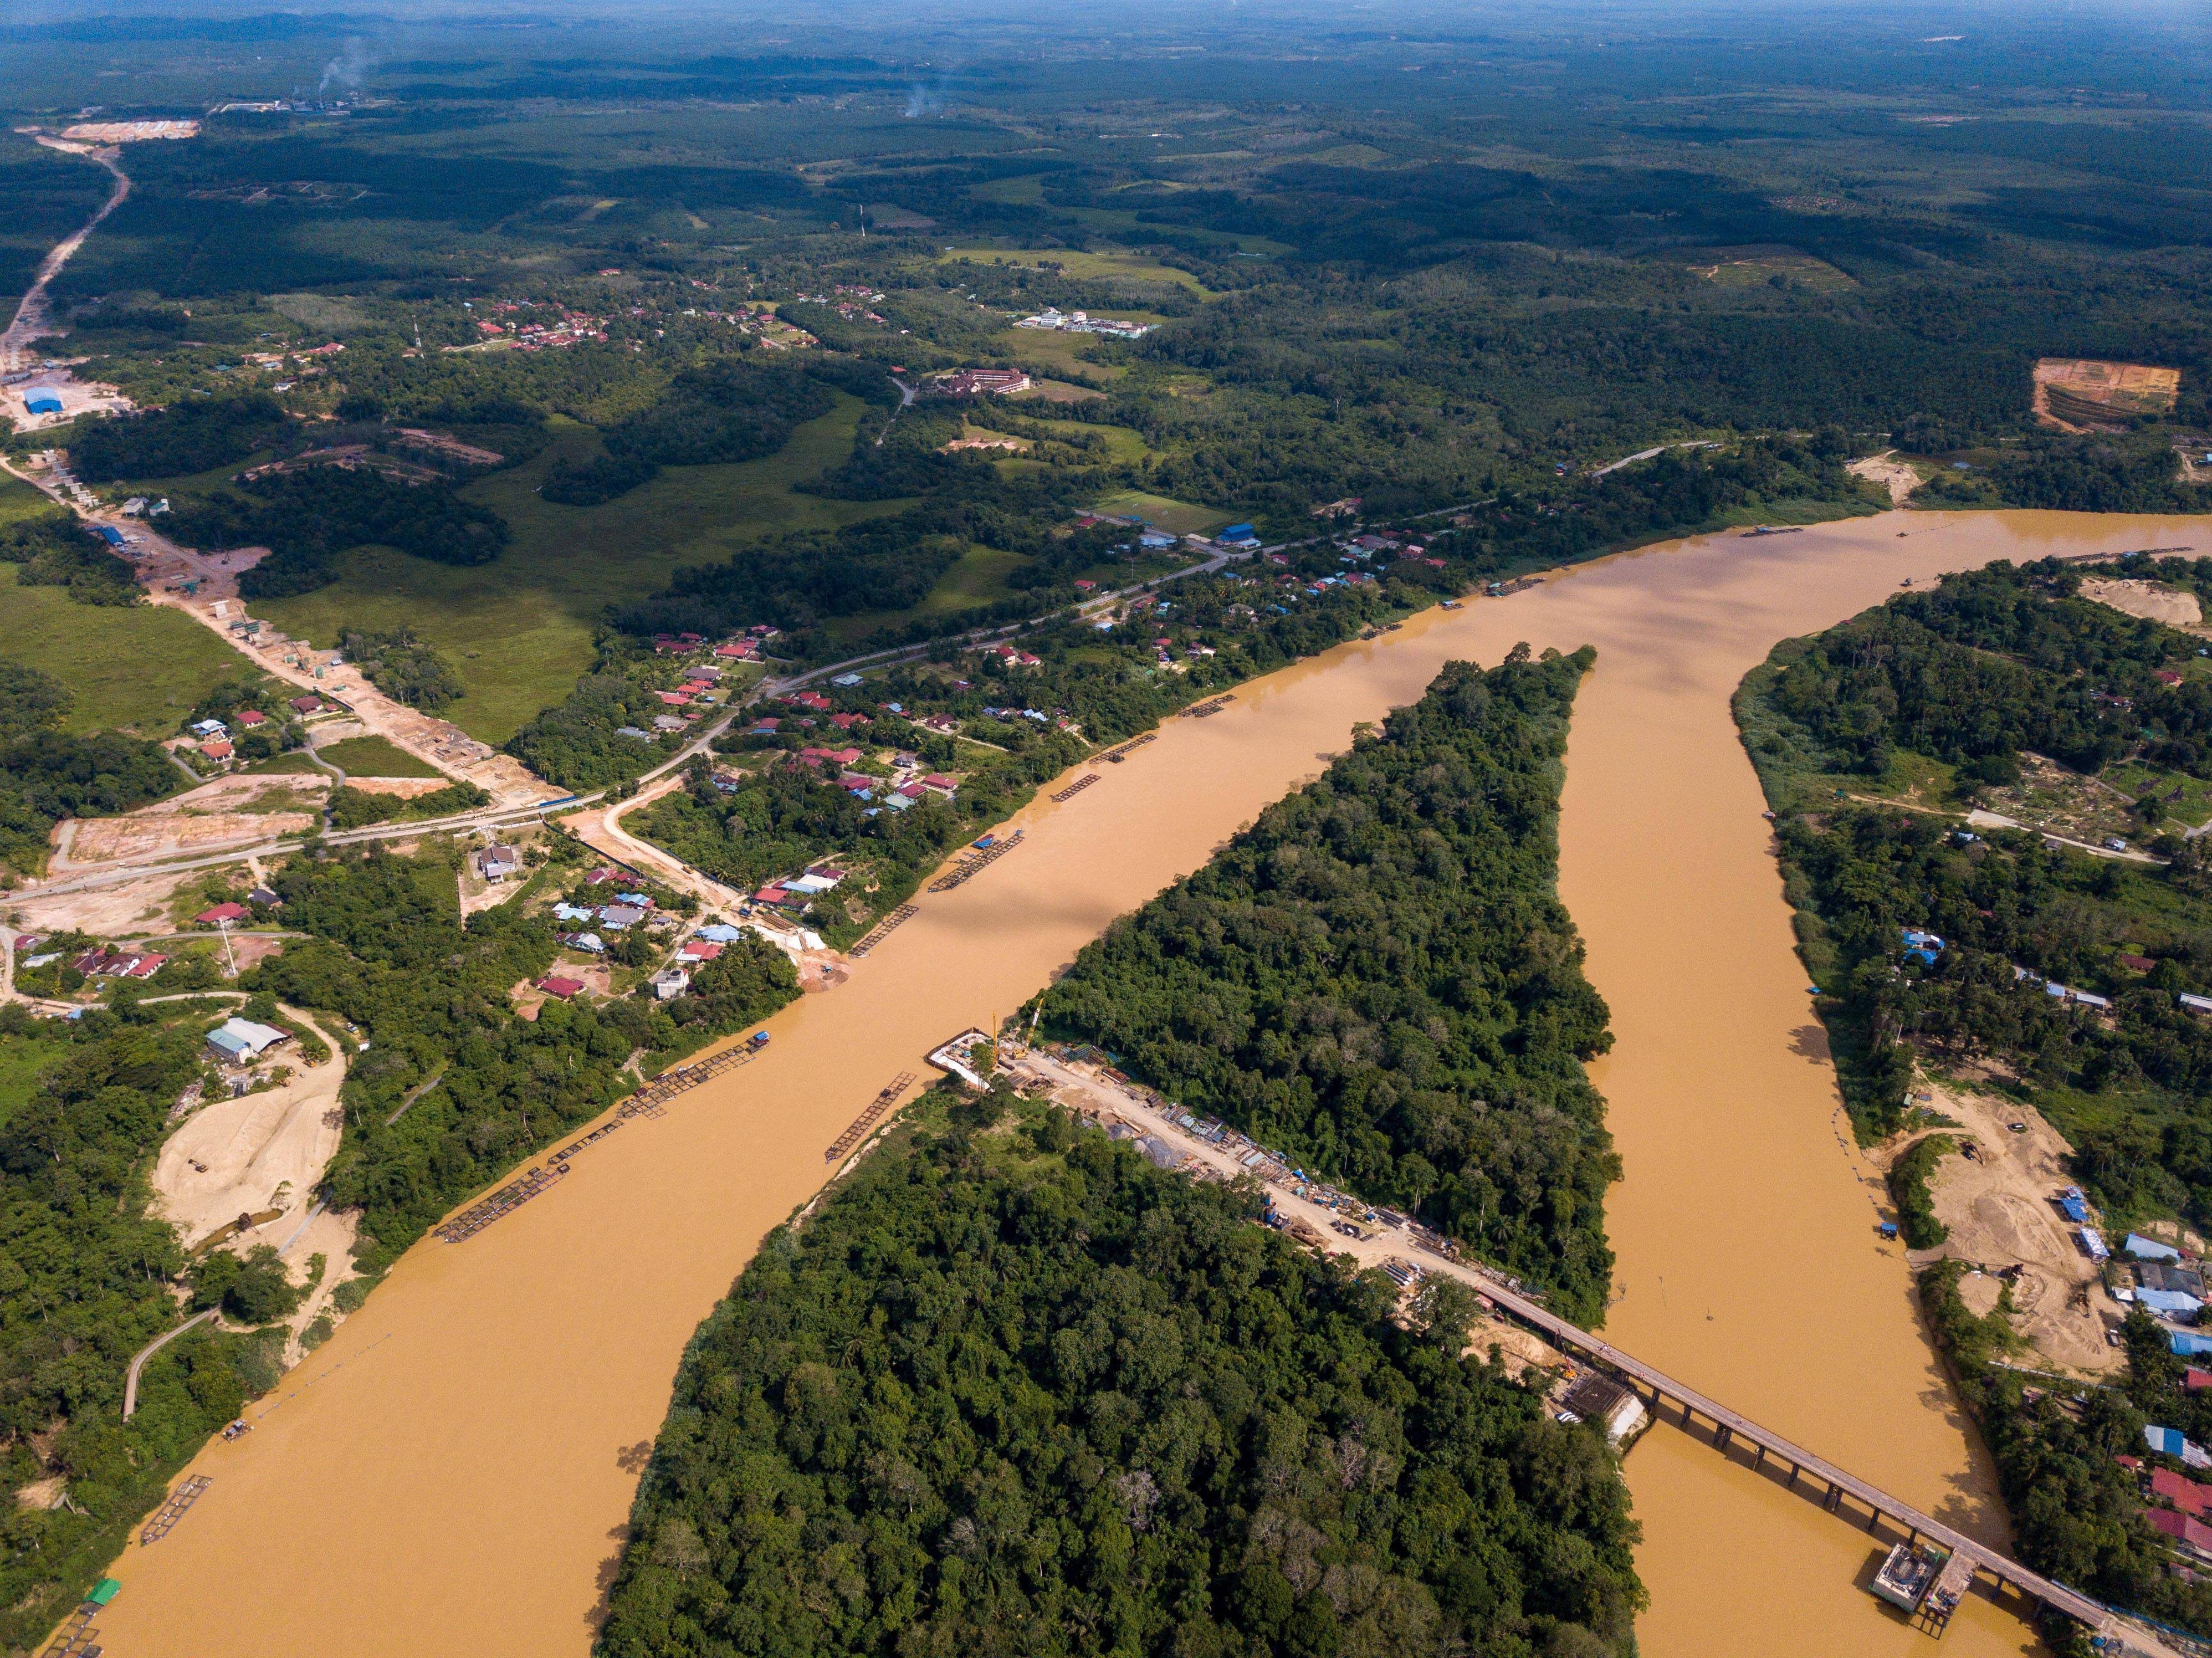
top-left (95, 510), bottom-right (2205, 1657)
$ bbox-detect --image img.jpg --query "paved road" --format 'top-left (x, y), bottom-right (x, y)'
top-left (22, 525), bottom-right (1288, 906)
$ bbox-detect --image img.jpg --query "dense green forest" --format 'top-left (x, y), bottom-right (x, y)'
top-left (1042, 650), bottom-right (1618, 1322)
top-left (0, 1002), bottom-right (294, 1649)
top-left (0, 511), bottom-right (138, 606)
top-left (600, 1096), bottom-right (1643, 1658)
top-left (171, 467), bottom-right (510, 597)
top-left (52, 393), bottom-right (283, 484)
top-left (240, 841), bottom-right (797, 1270)
top-left (542, 356), bottom-right (838, 504)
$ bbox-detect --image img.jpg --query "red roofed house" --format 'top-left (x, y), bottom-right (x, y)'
top-left (2189, 1368), bottom-right (2212, 1391)
top-left (1073, 580), bottom-right (1097, 591)
top-left (657, 691), bottom-right (691, 707)
top-left (753, 886), bottom-right (790, 907)
top-left (2146, 1506), bottom-right (2212, 1560)
top-left (290, 695), bottom-right (323, 715)
top-left (920, 774), bottom-right (959, 797)
top-left (538, 976), bottom-right (587, 1000)
top-left (195, 902), bottom-right (249, 924)
top-left (680, 940), bottom-right (724, 961)
top-left (2156, 670), bottom-right (2185, 687)
top-left (784, 692), bottom-right (832, 712)
top-left (2154, 1467), bottom-right (2212, 1518)
top-left (199, 740), bottom-right (234, 761)
top-left (236, 709), bottom-right (267, 727)
top-left (830, 712), bottom-right (870, 730)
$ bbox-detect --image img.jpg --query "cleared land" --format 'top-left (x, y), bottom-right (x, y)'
top-left (2080, 575), bottom-right (2206, 631)
top-left (53, 773), bottom-right (327, 866)
top-left (2034, 357), bottom-right (2180, 433)
top-left (254, 395), bottom-right (907, 743)
top-left (933, 244), bottom-right (1220, 294)
top-left (818, 544), bottom-right (1028, 644)
top-left (1894, 1079), bottom-right (2124, 1378)
top-left (151, 1006), bottom-right (345, 1253)
top-left (1685, 245), bottom-right (1856, 292)
top-left (0, 564), bottom-right (262, 737)
top-left (1087, 488), bottom-right (1232, 535)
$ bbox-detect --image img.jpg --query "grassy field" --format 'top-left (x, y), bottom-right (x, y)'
top-left (0, 1032), bottom-right (65, 1130)
top-left (1684, 247), bottom-right (1857, 293)
top-left (0, 469), bottom-right (58, 530)
top-left (995, 326), bottom-right (1122, 382)
top-left (1089, 489), bottom-right (1233, 535)
top-left (934, 245), bottom-right (1222, 295)
top-left (316, 734), bottom-right (443, 777)
top-left (0, 565), bottom-right (262, 737)
top-left (239, 750), bottom-right (322, 775)
top-left (254, 394), bottom-right (909, 744)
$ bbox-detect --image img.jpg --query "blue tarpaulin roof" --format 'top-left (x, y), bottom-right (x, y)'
top-left (2172, 1333), bottom-right (2212, 1357)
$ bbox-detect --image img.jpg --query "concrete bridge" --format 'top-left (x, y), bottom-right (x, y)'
top-left (1020, 1050), bottom-right (2118, 1639)
top-left (1469, 1270), bottom-right (2111, 1633)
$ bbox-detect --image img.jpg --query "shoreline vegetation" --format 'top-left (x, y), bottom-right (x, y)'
top-left (597, 1086), bottom-right (1645, 1658)
top-left (1737, 558), bottom-right (2212, 1641)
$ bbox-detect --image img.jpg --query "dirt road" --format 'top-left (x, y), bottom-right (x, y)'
top-left (1, 139), bottom-right (128, 372)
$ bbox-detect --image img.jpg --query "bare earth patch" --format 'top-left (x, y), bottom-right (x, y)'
top-left (343, 776), bottom-right (452, 799)
top-left (2081, 575), bottom-right (2206, 631)
top-left (1847, 450), bottom-right (1923, 506)
top-left (55, 774), bottom-right (329, 867)
top-left (2034, 357), bottom-right (2181, 433)
top-left (1894, 1079), bottom-right (2123, 1376)
top-left (151, 1006), bottom-right (346, 1252)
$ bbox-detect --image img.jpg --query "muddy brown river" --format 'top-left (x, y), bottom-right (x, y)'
top-left (96, 510), bottom-right (2205, 1657)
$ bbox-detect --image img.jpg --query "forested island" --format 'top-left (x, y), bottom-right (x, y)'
top-left (598, 1093), bottom-right (1643, 1658)
top-left (1041, 649), bottom-right (1617, 1323)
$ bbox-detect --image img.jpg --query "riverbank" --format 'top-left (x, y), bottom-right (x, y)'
top-left (86, 509), bottom-right (2208, 1658)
